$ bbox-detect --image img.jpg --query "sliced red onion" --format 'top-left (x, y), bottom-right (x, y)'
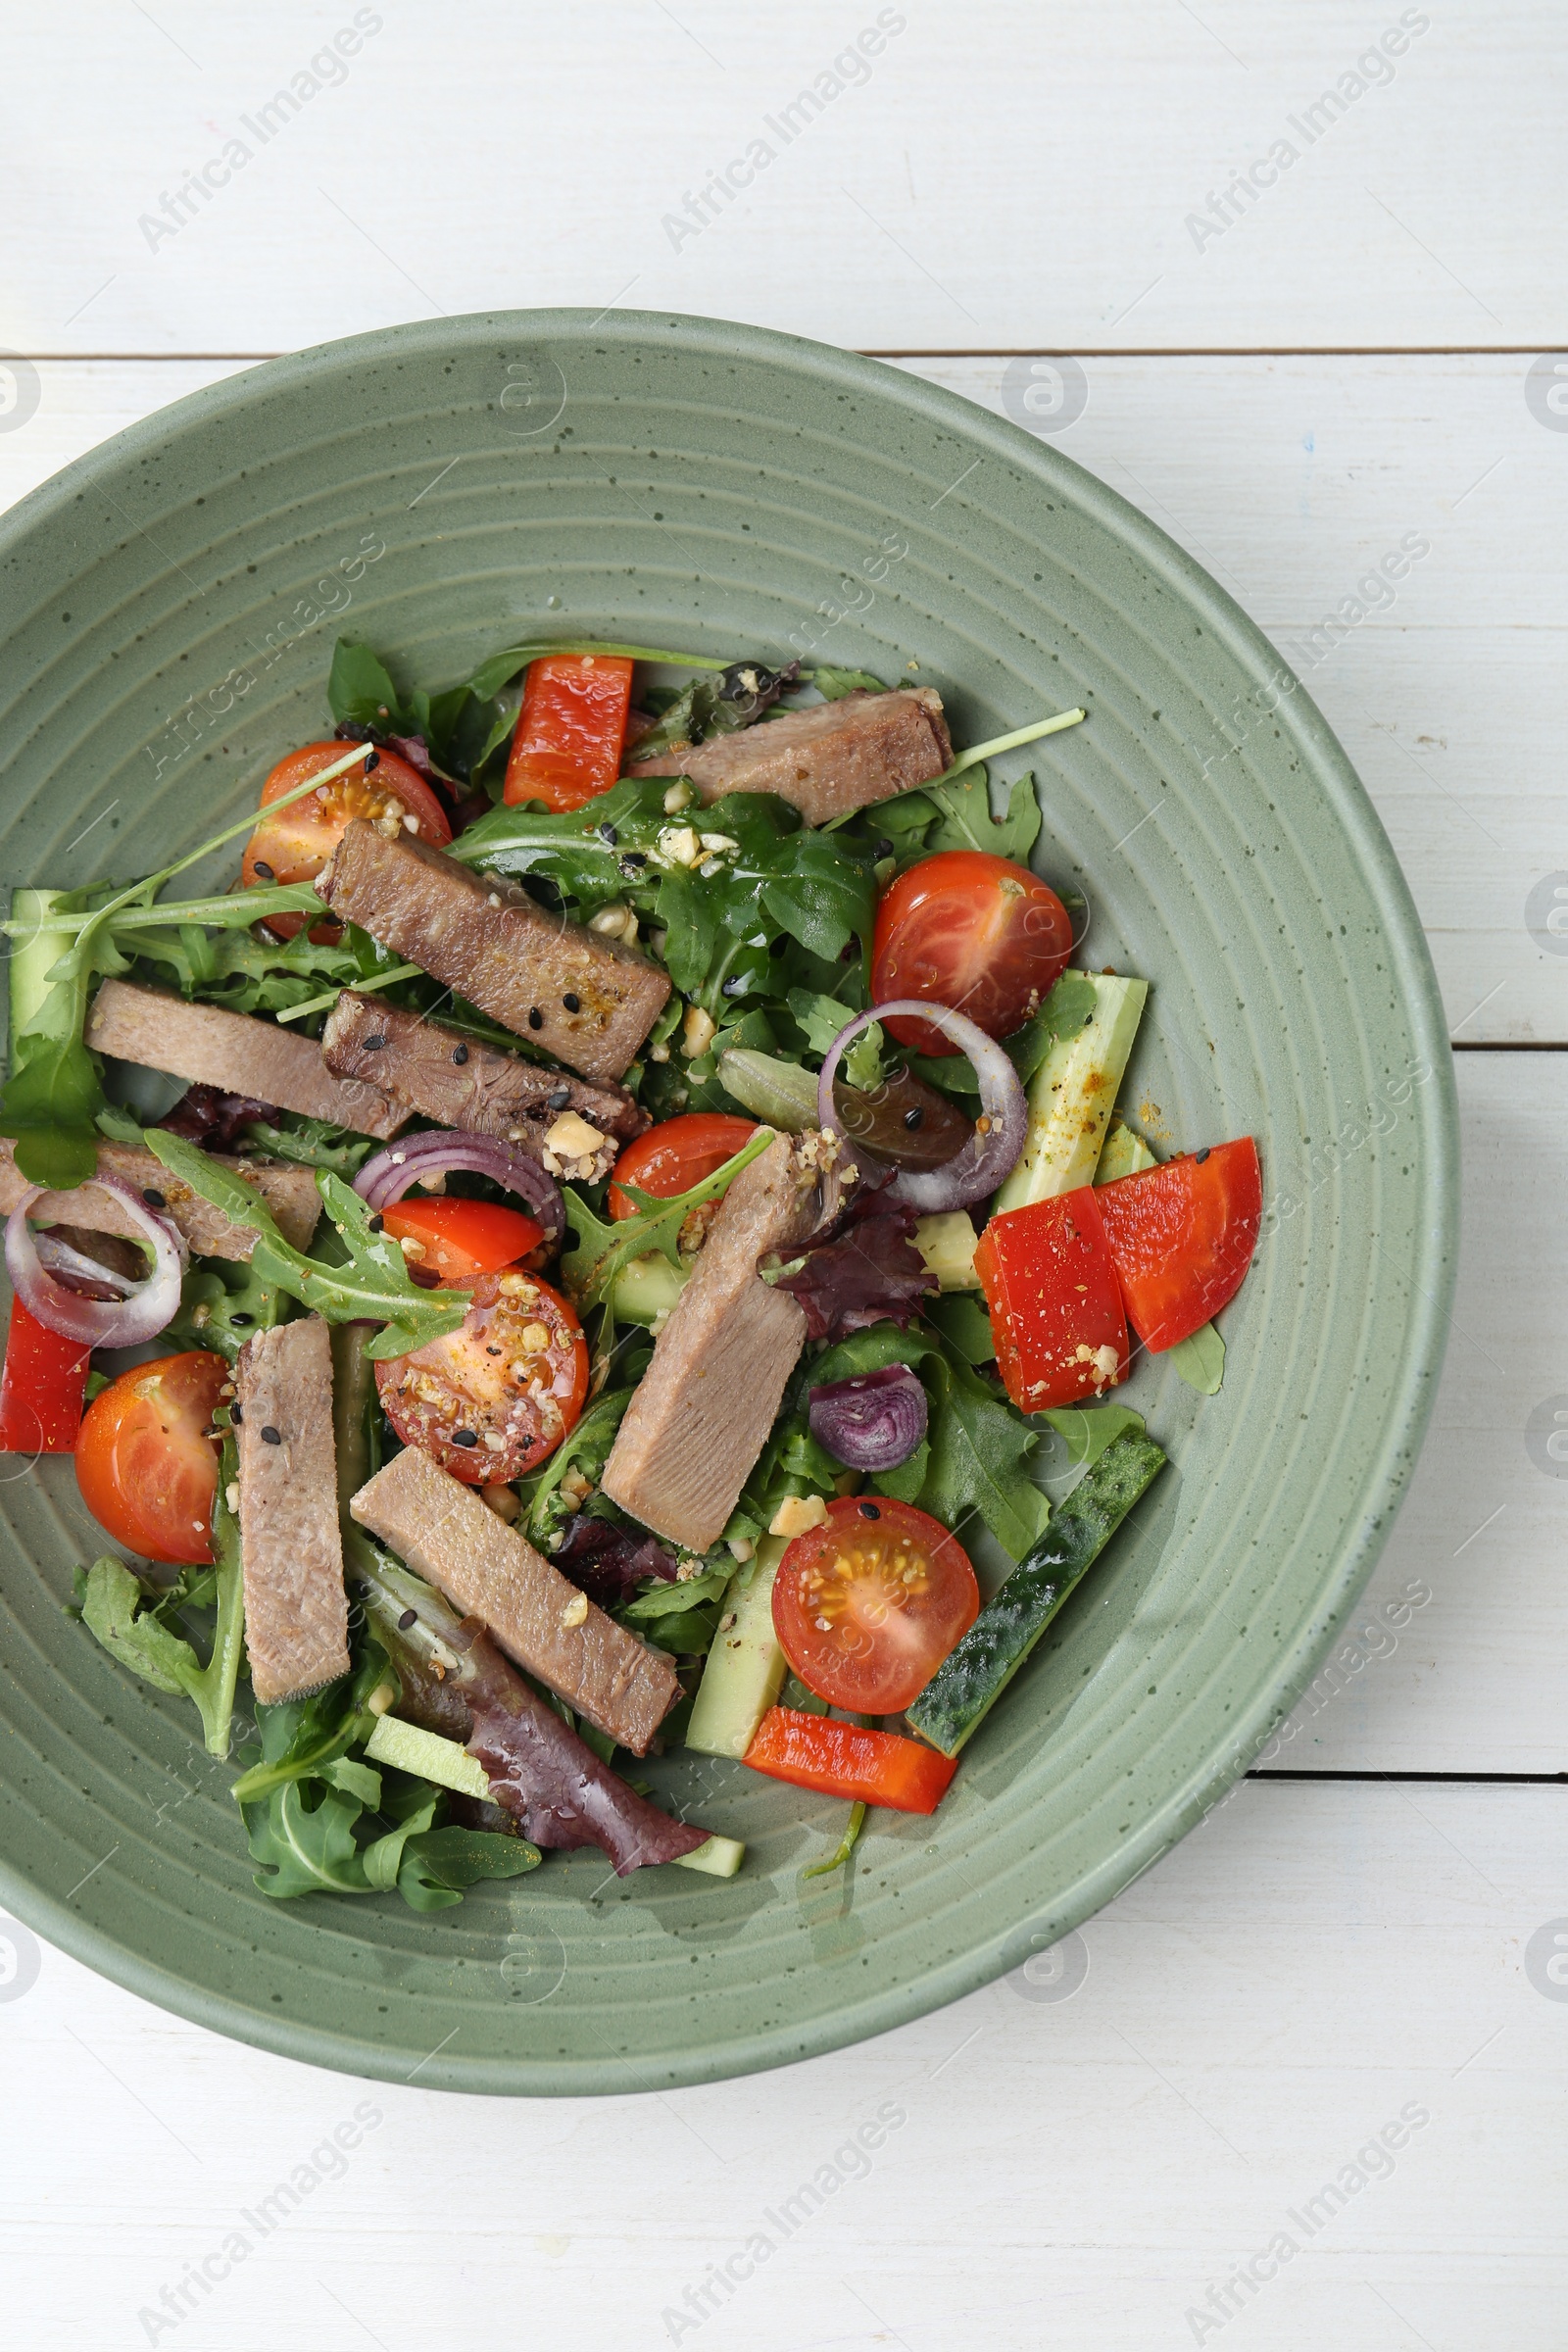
top-left (6, 1177), bottom-right (187, 1346)
top-left (33, 1232), bottom-right (142, 1301)
top-left (816, 1000), bottom-right (1028, 1213)
top-left (354, 1128), bottom-right (564, 1247)
top-left (808, 1364), bottom-right (928, 1471)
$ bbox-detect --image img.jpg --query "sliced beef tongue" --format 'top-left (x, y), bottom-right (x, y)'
top-left (629, 687), bottom-right (952, 826)
top-left (315, 818), bottom-right (670, 1085)
top-left (320, 991), bottom-right (647, 1181)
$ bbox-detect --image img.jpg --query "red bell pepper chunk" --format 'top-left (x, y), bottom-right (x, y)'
top-left (973, 1187), bottom-right (1130, 1413)
top-left (744, 1706), bottom-right (958, 1814)
top-left (1095, 1137), bottom-right (1262, 1350)
top-left (503, 654), bottom-right (635, 812)
top-left (0, 1299), bottom-right (92, 1454)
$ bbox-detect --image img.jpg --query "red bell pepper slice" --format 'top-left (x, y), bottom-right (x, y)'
top-left (973, 1187), bottom-right (1130, 1413)
top-left (744, 1706), bottom-right (958, 1814)
top-left (503, 654), bottom-right (635, 812)
top-left (1095, 1137), bottom-right (1262, 1350)
top-left (0, 1299), bottom-right (92, 1454)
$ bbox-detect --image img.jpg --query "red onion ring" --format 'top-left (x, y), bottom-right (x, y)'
top-left (33, 1232), bottom-right (142, 1301)
top-left (6, 1177), bottom-right (188, 1346)
top-left (816, 1000), bottom-right (1028, 1213)
top-left (354, 1129), bottom-right (565, 1247)
top-left (808, 1364), bottom-right (928, 1471)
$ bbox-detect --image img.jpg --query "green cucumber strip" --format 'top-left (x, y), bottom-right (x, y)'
top-left (1094, 1122), bottom-right (1224, 1390)
top-left (364, 1714), bottom-right (743, 1875)
top-left (685, 1535), bottom-right (789, 1759)
top-left (995, 973), bottom-right (1148, 1212)
top-left (675, 1833), bottom-right (746, 1879)
top-left (366, 1714), bottom-right (491, 1797)
top-left (905, 1431), bottom-right (1166, 1757)
top-left (612, 1250), bottom-right (688, 1329)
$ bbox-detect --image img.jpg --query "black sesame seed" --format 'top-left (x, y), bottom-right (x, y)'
top-left (548, 1086), bottom-right (570, 1109)
top-left (230, 1313), bottom-right (253, 1327)
top-left (904, 1106), bottom-right (923, 1130)
top-left (253, 858), bottom-right (274, 880)
top-left (720, 975), bottom-right (746, 999)
top-left (365, 749), bottom-right (379, 772)
top-left (527, 1007), bottom-right (543, 1030)
top-left (872, 837), bottom-right (895, 860)
top-left (261, 1425), bottom-right (282, 1446)
top-left (230, 1400), bottom-right (243, 1422)
top-left (452, 1043), bottom-right (469, 1065)
top-left (397, 1607), bottom-right (417, 1631)
top-left (1195, 1146), bottom-right (1211, 1164)
top-left (858, 1501), bottom-right (881, 1520)
top-left (368, 1213), bottom-right (384, 1232)
top-left (562, 993), bottom-right (580, 1013)
top-left (142, 1187), bottom-right (167, 1208)
top-left (599, 822), bottom-right (618, 845)
top-left (453, 1429), bottom-right (479, 1447)
top-left (619, 852), bottom-right (647, 872)
top-left (362, 1034), bottom-right (385, 1052)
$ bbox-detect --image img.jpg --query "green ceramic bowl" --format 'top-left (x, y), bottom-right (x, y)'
top-left (0, 313), bottom-right (1455, 2092)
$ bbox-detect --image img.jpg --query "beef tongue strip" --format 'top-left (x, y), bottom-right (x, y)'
top-left (629, 687), bottom-right (953, 826)
top-left (315, 819), bottom-right (670, 1085)
top-left (320, 991), bottom-right (647, 1182)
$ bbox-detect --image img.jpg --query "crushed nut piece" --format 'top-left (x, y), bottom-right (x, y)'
top-left (662, 779), bottom-right (694, 813)
top-left (544, 1109), bottom-right (607, 1158)
top-left (681, 1004), bottom-right (716, 1058)
top-left (560, 1590), bottom-right (589, 1628)
top-left (769, 1494), bottom-right (829, 1539)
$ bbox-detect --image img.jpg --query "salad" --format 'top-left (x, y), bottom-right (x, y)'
top-left (0, 638), bottom-right (1261, 1908)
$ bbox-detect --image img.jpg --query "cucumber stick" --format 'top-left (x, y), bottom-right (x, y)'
top-left (8, 887), bottom-right (68, 1068)
top-left (685, 1534), bottom-right (789, 1759)
top-left (1094, 1122), bottom-right (1225, 1392)
top-left (612, 1250), bottom-right (687, 1328)
top-left (905, 1432), bottom-right (1166, 1756)
top-left (994, 973), bottom-right (1147, 1212)
top-left (364, 1714), bottom-right (744, 1876)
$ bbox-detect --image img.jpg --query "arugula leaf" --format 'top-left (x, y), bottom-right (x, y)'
top-left (921, 763), bottom-right (1043, 863)
top-left (785, 991), bottom-right (883, 1088)
top-left (243, 1780), bottom-right (375, 1899)
top-left (165, 1259), bottom-right (291, 1362)
top-left (808, 1319), bottom-right (1051, 1559)
top-left (239, 1114), bottom-right (378, 1176)
top-left (327, 640), bottom-right (411, 732)
top-left (1038, 1399), bottom-right (1148, 1467)
top-left (925, 1293), bottom-right (997, 1364)
top-left (806, 668), bottom-right (887, 701)
top-left (0, 1035), bottom-right (107, 1187)
top-left (229, 1645), bottom-right (390, 1805)
top-left (460, 640), bottom-right (729, 703)
top-left (522, 1386), bottom-right (635, 1551)
top-left (76, 1442), bottom-right (246, 1756)
top-left (1169, 1323), bottom-right (1225, 1396)
top-left (560, 1128), bottom-right (772, 1311)
top-left (360, 1788), bottom-right (440, 1893)
top-left (143, 1133), bottom-right (470, 1359)
top-left (396, 1824), bottom-right (541, 1907)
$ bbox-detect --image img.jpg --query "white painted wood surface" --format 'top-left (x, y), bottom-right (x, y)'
top-left (2, 7), bottom-right (1564, 2348)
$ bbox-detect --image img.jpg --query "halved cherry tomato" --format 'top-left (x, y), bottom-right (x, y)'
top-left (241, 742), bottom-right (452, 939)
top-left (1095, 1138), bottom-right (1262, 1351)
top-left (744, 1706), bottom-right (958, 1814)
top-left (607, 1111), bottom-right (758, 1220)
top-left (974, 1188), bottom-right (1130, 1413)
top-left (872, 849), bottom-right (1073, 1056)
top-left (74, 1350), bottom-right (229, 1564)
top-left (379, 1198), bottom-right (546, 1286)
top-left (771, 1495), bottom-right (980, 1713)
top-left (376, 1269), bottom-right (587, 1484)
top-left (0, 1300), bottom-right (92, 1455)
top-left (504, 654), bottom-right (635, 812)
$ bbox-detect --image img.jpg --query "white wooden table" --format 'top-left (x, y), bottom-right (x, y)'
top-left (3, 8), bottom-right (1564, 2347)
